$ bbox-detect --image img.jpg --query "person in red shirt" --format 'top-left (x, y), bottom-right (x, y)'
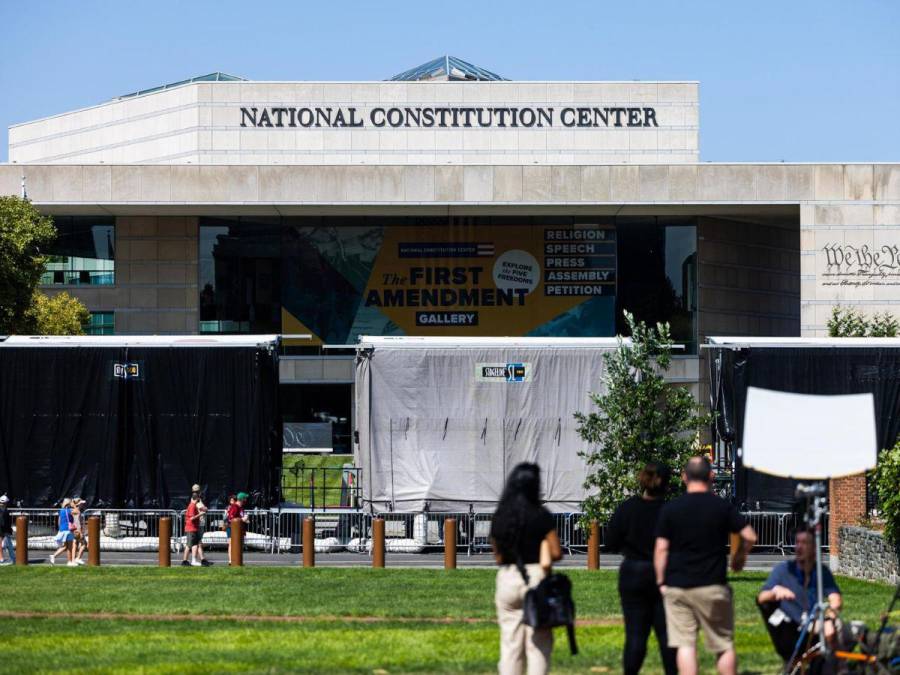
top-left (182, 492), bottom-right (206, 567)
top-left (226, 492), bottom-right (249, 566)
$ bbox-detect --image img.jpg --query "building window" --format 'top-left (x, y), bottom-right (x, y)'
top-left (41, 216), bottom-right (115, 286)
top-left (197, 215), bottom-right (698, 348)
top-left (616, 218), bottom-right (698, 353)
top-left (83, 311), bottom-right (114, 335)
top-left (281, 384), bottom-right (352, 454)
top-left (199, 218), bottom-right (282, 334)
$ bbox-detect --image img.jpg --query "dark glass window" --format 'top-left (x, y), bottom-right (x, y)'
top-left (199, 218), bottom-right (282, 334)
top-left (41, 216), bottom-right (115, 286)
top-left (197, 215), bottom-right (697, 350)
top-left (615, 218), bottom-right (697, 353)
top-left (280, 384), bottom-right (352, 454)
top-left (83, 311), bottom-right (114, 335)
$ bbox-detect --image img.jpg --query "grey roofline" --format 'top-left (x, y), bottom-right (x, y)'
top-left (115, 72), bottom-right (247, 100)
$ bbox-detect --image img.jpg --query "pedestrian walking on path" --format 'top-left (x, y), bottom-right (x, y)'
top-left (49, 498), bottom-right (77, 567)
top-left (226, 492), bottom-right (249, 566)
top-left (182, 492), bottom-right (206, 567)
top-left (72, 498), bottom-right (87, 566)
top-left (0, 495), bottom-right (14, 565)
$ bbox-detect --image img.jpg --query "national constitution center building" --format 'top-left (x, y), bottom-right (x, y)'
top-left (3, 56), bottom-right (899, 457)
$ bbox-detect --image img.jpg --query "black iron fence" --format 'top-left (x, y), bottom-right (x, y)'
top-left (280, 465), bottom-right (362, 509)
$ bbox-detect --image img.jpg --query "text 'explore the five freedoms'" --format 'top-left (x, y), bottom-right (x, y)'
top-left (239, 106), bottom-right (659, 129)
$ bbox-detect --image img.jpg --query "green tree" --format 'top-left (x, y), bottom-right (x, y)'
top-left (26, 291), bottom-right (90, 335)
top-left (576, 311), bottom-right (712, 523)
top-left (0, 195), bottom-right (56, 334)
top-left (874, 440), bottom-right (900, 545)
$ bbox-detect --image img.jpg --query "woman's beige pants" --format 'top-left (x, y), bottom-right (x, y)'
top-left (495, 564), bottom-right (553, 675)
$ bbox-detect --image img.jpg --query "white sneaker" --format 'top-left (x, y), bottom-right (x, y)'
top-left (190, 560), bottom-right (202, 567)
top-left (48, 555), bottom-right (55, 565)
top-left (66, 561), bottom-right (78, 567)
top-left (76, 559), bottom-right (86, 566)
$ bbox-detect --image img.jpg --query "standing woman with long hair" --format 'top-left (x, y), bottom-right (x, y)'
top-left (606, 462), bottom-right (677, 675)
top-left (490, 462), bottom-right (562, 675)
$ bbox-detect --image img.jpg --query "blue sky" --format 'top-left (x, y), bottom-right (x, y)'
top-left (1, 0), bottom-right (898, 163)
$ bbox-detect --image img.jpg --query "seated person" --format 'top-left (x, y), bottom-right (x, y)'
top-left (757, 528), bottom-right (843, 664)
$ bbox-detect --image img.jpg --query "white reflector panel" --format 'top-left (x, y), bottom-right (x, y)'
top-left (742, 387), bottom-right (878, 479)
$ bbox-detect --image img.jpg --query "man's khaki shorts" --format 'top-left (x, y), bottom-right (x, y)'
top-left (663, 584), bottom-right (734, 653)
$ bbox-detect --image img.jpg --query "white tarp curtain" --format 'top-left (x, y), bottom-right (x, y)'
top-left (355, 344), bottom-right (614, 513)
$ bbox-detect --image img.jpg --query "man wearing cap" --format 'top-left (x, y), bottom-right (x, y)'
top-left (226, 492), bottom-right (250, 566)
top-left (0, 495), bottom-right (14, 565)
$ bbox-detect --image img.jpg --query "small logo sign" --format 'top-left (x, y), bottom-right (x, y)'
top-left (475, 362), bottom-right (532, 383)
top-left (113, 362), bottom-right (141, 379)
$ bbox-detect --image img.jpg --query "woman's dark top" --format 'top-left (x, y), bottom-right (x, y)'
top-left (491, 504), bottom-right (556, 565)
top-left (605, 495), bottom-right (666, 561)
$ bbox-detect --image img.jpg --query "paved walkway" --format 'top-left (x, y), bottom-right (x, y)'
top-left (25, 549), bottom-right (797, 570)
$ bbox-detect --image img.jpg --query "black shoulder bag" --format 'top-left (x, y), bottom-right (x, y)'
top-left (518, 561), bottom-right (578, 655)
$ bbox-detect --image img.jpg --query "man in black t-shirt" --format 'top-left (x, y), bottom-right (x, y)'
top-left (654, 457), bottom-right (757, 675)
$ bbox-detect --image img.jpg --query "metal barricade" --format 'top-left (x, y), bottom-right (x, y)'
top-left (275, 508), bottom-right (370, 554)
top-left (779, 511), bottom-right (830, 553)
top-left (180, 508), bottom-right (279, 553)
top-left (7, 506), bottom-right (830, 558)
top-left (741, 511), bottom-right (788, 553)
top-left (10, 508), bottom-right (180, 552)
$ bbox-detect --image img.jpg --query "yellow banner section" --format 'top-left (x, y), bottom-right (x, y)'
top-left (361, 223), bottom-right (615, 336)
top-left (282, 309), bottom-right (323, 346)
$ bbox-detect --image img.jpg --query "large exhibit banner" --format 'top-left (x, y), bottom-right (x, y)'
top-left (282, 222), bottom-right (617, 344)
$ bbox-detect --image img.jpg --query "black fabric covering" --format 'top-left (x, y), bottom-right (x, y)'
top-left (0, 345), bottom-right (280, 509)
top-left (710, 347), bottom-right (900, 510)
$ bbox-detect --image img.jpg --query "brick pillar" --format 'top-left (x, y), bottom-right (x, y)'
top-left (828, 473), bottom-right (867, 558)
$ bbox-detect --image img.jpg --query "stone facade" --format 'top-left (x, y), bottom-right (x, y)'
top-left (43, 215), bottom-right (198, 335)
top-left (3, 162), bottom-right (898, 337)
top-left (8, 81), bottom-right (699, 165)
top-left (837, 526), bottom-right (899, 584)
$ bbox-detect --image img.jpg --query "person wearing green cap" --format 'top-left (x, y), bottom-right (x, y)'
top-left (226, 492), bottom-right (250, 565)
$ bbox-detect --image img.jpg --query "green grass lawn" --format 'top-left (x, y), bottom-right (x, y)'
top-left (0, 567), bottom-right (893, 674)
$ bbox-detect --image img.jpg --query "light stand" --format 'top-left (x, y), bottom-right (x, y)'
top-left (785, 483), bottom-right (831, 674)
top-left (738, 387), bottom-right (878, 675)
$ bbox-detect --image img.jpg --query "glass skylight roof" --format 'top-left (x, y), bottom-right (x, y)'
top-left (114, 58), bottom-right (505, 102)
top-left (389, 56), bottom-right (507, 82)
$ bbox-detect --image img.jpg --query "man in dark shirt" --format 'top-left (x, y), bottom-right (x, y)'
top-left (654, 457), bottom-right (757, 675)
top-left (757, 528), bottom-right (842, 663)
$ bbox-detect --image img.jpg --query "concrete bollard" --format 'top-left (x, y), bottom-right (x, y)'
top-left (87, 516), bottom-right (101, 566)
top-left (587, 519), bottom-right (600, 570)
top-left (231, 519), bottom-right (244, 567)
top-left (15, 515), bottom-right (27, 566)
top-left (302, 516), bottom-right (315, 568)
top-left (372, 518), bottom-right (385, 568)
top-left (158, 517), bottom-right (171, 567)
top-left (444, 518), bottom-right (457, 569)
